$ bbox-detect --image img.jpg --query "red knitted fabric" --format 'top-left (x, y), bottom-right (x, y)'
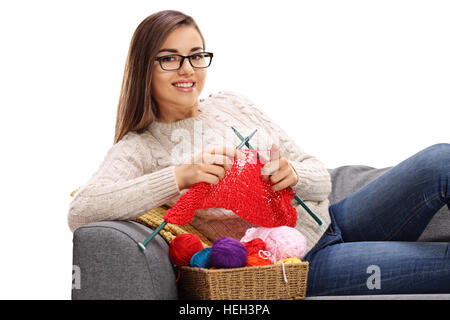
top-left (164, 150), bottom-right (298, 227)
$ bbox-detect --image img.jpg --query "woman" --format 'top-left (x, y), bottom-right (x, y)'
top-left (68, 10), bottom-right (450, 296)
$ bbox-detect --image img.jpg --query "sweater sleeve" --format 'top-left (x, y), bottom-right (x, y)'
top-left (67, 132), bottom-right (181, 232)
top-left (222, 91), bottom-right (332, 201)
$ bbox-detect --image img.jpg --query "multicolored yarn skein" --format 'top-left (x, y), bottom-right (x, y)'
top-left (240, 226), bottom-right (308, 261)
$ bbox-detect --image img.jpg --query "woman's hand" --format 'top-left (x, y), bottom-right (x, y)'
top-left (175, 146), bottom-right (246, 190)
top-left (260, 144), bottom-right (299, 192)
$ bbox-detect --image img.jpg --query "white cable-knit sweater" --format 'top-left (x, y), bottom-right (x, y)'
top-left (68, 91), bottom-right (332, 253)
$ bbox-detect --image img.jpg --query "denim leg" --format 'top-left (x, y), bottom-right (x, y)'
top-left (304, 144), bottom-right (450, 296)
top-left (332, 143), bottom-right (450, 242)
top-left (306, 241), bottom-right (450, 296)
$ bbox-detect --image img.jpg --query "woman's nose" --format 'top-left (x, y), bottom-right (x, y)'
top-left (178, 57), bottom-right (194, 75)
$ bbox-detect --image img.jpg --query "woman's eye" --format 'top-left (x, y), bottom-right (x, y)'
top-left (161, 56), bottom-right (176, 62)
top-left (192, 54), bottom-right (203, 60)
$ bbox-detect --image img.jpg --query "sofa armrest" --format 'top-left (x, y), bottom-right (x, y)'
top-left (71, 221), bottom-right (177, 300)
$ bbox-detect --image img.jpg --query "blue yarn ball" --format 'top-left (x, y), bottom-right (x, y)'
top-left (210, 237), bottom-right (248, 268)
top-left (190, 247), bottom-right (212, 268)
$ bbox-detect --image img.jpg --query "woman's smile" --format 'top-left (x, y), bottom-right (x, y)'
top-left (172, 79), bottom-right (197, 92)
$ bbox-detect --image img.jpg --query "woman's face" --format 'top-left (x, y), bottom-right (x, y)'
top-left (151, 26), bottom-right (207, 122)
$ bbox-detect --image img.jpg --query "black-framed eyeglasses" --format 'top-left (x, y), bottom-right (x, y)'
top-left (155, 52), bottom-right (213, 71)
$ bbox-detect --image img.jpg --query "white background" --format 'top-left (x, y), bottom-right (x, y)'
top-left (0, 0), bottom-right (448, 299)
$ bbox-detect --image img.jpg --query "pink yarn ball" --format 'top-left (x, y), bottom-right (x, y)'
top-left (240, 226), bottom-right (307, 261)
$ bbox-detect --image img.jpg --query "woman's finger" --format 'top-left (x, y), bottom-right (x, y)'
top-left (271, 178), bottom-right (290, 192)
top-left (261, 155), bottom-right (286, 179)
top-left (260, 161), bottom-right (279, 179)
top-left (269, 165), bottom-right (290, 184)
top-left (271, 164), bottom-right (299, 191)
top-left (271, 173), bottom-right (297, 192)
top-left (270, 143), bottom-right (280, 161)
top-left (202, 163), bottom-right (226, 180)
top-left (207, 153), bottom-right (239, 171)
top-left (208, 145), bottom-right (247, 162)
top-left (199, 171), bottom-right (221, 185)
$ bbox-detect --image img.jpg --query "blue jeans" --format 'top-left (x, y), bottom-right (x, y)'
top-left (304, 143), bottom-right (450, 296)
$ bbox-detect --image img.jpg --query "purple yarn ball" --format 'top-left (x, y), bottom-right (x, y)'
top-left (210, 237), bottom-right (248, 268)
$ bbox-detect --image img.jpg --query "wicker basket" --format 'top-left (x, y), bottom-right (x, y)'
top-left (178, 261), bottom-right (309, 300)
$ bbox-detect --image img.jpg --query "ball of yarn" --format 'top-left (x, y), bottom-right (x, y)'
top-left (210, 237), bottom-right (247, 268)
top-left (277, 257), bottom-right (302, 264)
top-left (169, 233), bottom-right (204, 266)
top-left (190, 247), bottom-right (212, 269)
top-left (240, 226), bottom-right (308, 261)
top-left (241, 238), bottom-right (267, 256)
top-left (246, 253), bottom-right (273, 267)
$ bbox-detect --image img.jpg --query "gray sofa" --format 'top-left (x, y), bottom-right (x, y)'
top-left (71, 165), bottom-right (450, 300)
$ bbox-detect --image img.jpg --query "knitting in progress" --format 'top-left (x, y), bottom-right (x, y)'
top-left (163, 149), bottom-right (298, 228)
top-left (69, 92), bottom-right (332, 255)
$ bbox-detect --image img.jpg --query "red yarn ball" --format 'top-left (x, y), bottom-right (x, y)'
top-left (241, 238), bottom-right (267, 256)
top-left (169, 233), bottom-right (204, 266)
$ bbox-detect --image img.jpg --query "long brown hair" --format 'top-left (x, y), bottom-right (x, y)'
top-left (114, 10), bottom-right (205, 143)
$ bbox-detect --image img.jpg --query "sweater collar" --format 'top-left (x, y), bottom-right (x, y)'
top-left (148, 99), bottom-right (209, 134)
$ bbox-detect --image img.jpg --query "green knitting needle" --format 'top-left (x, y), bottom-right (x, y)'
top-left (138, 221), bottom-right (168, 251)
top-left (236, 129), bottom-right (258, 149)
top-left (232, 127), bottom-right (257, 151)
top-left (231, 126), bottom-right (323, 226)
